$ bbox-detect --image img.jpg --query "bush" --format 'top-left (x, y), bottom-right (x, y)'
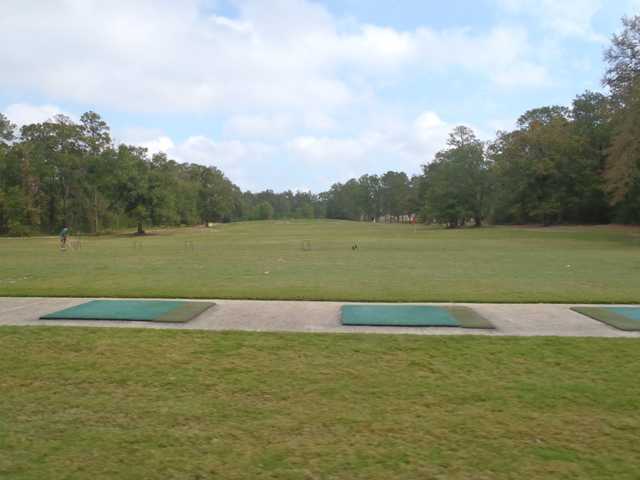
top-left (253, 201), bottom-right (274, 220)
top-left (7, 220), bottom-right (34, 237)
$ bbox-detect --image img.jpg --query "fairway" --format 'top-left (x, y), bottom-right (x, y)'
top-left (1, 327), bottom-right (639, 479)
top-left (1, 221), bottom-right (640, 303)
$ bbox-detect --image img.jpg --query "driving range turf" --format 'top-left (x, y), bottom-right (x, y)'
top-left (3, 222), bottom-right (640, 478)
top-left (1, 327), bottom-right (639, 479)
top-left (1, 220), bottom-right (640, 303)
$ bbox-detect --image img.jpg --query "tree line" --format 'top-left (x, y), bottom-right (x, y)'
top-left (320, 15), bottom-right (640, 227)
top-left (1, 15), bottom-right (640, 235)
top-left (0, 111), bottom-right (246, 235)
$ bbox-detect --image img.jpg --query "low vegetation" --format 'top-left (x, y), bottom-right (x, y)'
top-left (1, 221), bottom-right (639, 303)
top-left (1, 327), bottom-right (639, 479)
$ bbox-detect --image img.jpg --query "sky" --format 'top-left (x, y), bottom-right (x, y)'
top-left (1, 0), bottom-right (638, 192)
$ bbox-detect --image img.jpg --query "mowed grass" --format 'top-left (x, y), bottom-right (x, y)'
top-left (1, 327), bottom-right (639, 479)
top-left (1, 220), bottom-right (640, 302)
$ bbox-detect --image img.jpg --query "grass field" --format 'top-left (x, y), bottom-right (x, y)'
top-left (1, 220), bottom-right (639, 303)
top-left (1, 327), bottom-right (639, 479)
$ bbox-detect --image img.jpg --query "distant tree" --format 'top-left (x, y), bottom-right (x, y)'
top-left (491, 106), bottom-right (607, 225)
top-left (254, 201), bottom-right (274, 220)
top-left (602, 16), bottom-right (640, 222)
top-left (80, 111), bottom-right (111, 154)
top-left (356, 174), bottom-right (381, 219)
top-left (0, 113), bottom-right (15, 145)
top-left (570, 91), bottom-right (614, 222)
top-left (604, 15), bottom-right (640, 101)
top-left (79, 111), bottom-right (113, 232)
top-left (18, 115), bottom-right (87, 230)
top-left (605, 80), bottom-right (640, 221)
top-left (380, 171), bottom-right (410, 220)
top-left (293, 202), bottom-right (315, 219)
top-left (111, 145), bottom-right (152, 234)
top-left (422, 127), bottom-right (490, 227)
top-left (192, 164), bottom-right (237, 223)
top-left (406, 175), bottom-right (424, 218)
top-left (325, 180), bottom-right (361, 220)
top-left (0, 114), bottom-right (14, 232)
top-left (517, 106), bottom-right (570, 129)
top-left (0, 110), bottom-right (250, 235)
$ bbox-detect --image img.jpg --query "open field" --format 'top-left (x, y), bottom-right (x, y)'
top-left (1, 327), bottom-right (639, 479)
top-left (1, 221), bottom-right (640, 303)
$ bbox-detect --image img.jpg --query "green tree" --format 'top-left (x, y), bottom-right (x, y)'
top-left (325, 180), bottom-right (361, 220)
top-left (356, 174), bottom-right (381, 220)
top-left (490, 107), bottom-right (605, 225)
top-left (604, 15), bottom-right (640, 101)
top-left (601, 17), bottom-right (640, 222)
top-left (19, 115), bottom-right (87, 230)
top-left (0, 113), bottom-right (15, 145)
top-left (0, 114), bottom-right (15, 233)
top-left (254, 201), bottom-right (274, 220)
top-left (380, 171), bottom-right (410, 221)
top-left (423, 127), bottom-right (489, 227)
top-left (570, 91), bottom-right (613, 222)
top-left (605, 80), bottom-right (640, 222)
top-left (112, 145), bottom-right (152, 234)
top-left (80, 111), bottom-right (113, 232)
top-left (0, 110), bottom-right (250, 235)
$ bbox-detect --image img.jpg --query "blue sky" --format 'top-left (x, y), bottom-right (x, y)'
top-left (1, 0), bottom-right (638, 191)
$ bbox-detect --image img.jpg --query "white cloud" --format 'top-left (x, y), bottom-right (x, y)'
top-left (123, 109), bottom-right (489, 191)
top-left (170, 136), bottom-right (274, 167)
top-left (492, 62), bottom-right (550, 88)
top-left (140, 136), bottom-right (175, 156)
top-left (3, 103), bottom-right (75, 127)
top-left (497, 0), bottom-right (606, 42)
top-left (1, 1), bottom-right (572, 191)
top-left (413, 111), bottom-right (450, 147)
top-left (224, 114), bottom-right (293, 139)
top-left (303, 111), bottom-right (336, 131)
top-left (409, 26), bottom-right (551, 87)
top-left (0, 0), bottom-right (550, 115)
top-left (167, 136), bottom-right (275, 189)
top-left (223, 111), bottom-right (337, 139)
top-left (287, 135), bottom-right (373, 165)
top-left (287, 110), bottom-right (457, 182)
top-left (415, 111), bottom-right (446, 131)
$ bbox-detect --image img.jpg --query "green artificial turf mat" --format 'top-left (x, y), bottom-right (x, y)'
top-left (571, 307), bottom-right (640, 331)
top-left (40, 300), bottom-right (215, 323)
top-left (341, 305), bottom-right (494, 328)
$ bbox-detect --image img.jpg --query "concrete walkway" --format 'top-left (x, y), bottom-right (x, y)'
top-left (1, 297), bottom-right (639, 337)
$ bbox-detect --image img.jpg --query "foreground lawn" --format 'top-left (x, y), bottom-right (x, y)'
top-left (1, 327), bottom-right (639, 479)
top-left (1, 221), bottom-right (640, 302)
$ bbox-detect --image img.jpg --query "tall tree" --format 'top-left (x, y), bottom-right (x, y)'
top-left (602, 16), bottom-right (640, 222)
top-left (570, 91), bottom-right (613, 222)
top-left (491, 107), bottom-right (606, 225)
top-left (604, 81), bottom-right (640, 221)
top-left (604, 15), bottom-right (640, 101)
top-left (80, 111), bottom-right (113, 232)
top-left (356, 174), bottom-right (381, 220)
top-left (0, 113), bottom-right (15, 145)
top-left (0, 114), bottom-right (17, 233)
top-left (380, 171), bottom-right (410, 221)
top-left (422, 127), bottom-right (490, 227)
